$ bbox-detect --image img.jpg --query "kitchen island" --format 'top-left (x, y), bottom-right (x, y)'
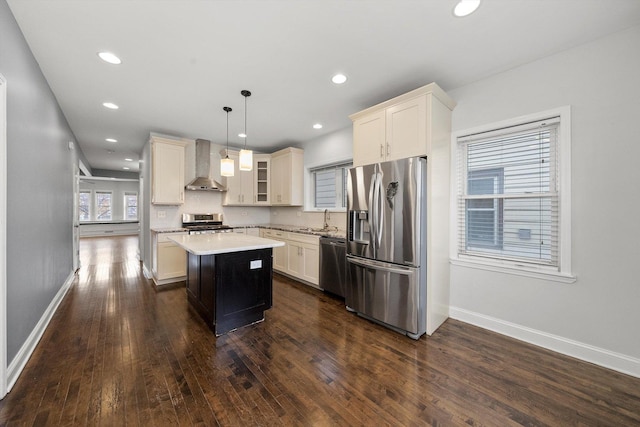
top-left (169, 233), bottom-right (285, 336)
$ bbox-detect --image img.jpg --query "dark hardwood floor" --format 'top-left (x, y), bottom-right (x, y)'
top-left (0, 236), bottom-right (639, 426)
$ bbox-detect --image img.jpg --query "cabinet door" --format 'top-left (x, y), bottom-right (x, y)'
top-left (353, 110), bottom-right (385, 167)
top-left (254, 156), bottom-right (270, 205)
top-left (386, 95), bottom-right (427, 161)
top-left (152, 141), bottom-right (185, 204)
top-left (157, 241), bottom-right (187, 279)
top-left (287, 242), bottom-right (303, 278)
top-left (270, 154), bottom-right (286, 204)
top-left (301, 243), bottom-right (320, 285)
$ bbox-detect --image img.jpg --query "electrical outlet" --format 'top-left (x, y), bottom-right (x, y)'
top-left (157, 210), bottom-right (166, 218)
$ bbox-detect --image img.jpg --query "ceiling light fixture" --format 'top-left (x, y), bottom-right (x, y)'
top-left (102, 102), bottom-right (119, 110)
top-left (220, 106), bottom-right (235, 177)
top-left (313, 123), bottom-right (323, 129)
top-left (453, 0), bottom-right (481, 17)
top-left (97, 51), bottom-right (122, 65)
top-left (106, 138), bottom-right (117, 143)
top-left (123, 167), bottom-right (130, 170)
top-left (239, 90), bottom-right (253, 171)
top-left (124, 158), bottom-right (133, 162)
top-left (331, 74), bottom-right (347, 84)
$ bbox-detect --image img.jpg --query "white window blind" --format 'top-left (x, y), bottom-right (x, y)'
top-left (457, 117), bottom-right (560, 267)
top-left (311, 162), bottom-right (352, 209)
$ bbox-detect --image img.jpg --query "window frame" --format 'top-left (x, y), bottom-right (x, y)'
top-left (79, 190), bottom-right (91, 222)
top-left (451, 106), bottom-right (575, 283)
top-left (308, 161), bottom-right (352, 212)
top-left (124, 192), bottom-right (138, 220)
top-left (95, 190), bottom-right (113, 221)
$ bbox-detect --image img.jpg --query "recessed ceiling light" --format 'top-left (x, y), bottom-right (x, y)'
top-left (453, 0), bottom-right (481, 17)
top-left (103, 102), bottom-right (119, 110)
top-left (106, 138), bottom-right (117, 143)
top-left (331, 74), bottom-right (347, 84)
top-left (123, 167), bottom-right (130, 170)
top-left (124, 158), bottom-right (133, 162)
top-left (313, 123), bottom-right (323, 129)
top-left (238, 133), bottom-right (247, 138)
top-left (97, 51), bottom-right (122, 65)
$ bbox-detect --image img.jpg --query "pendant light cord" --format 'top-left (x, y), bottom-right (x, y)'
top-left (241, 90), bottom-right (251, 149)
top-left (223, 106), bottom-right (232, 158)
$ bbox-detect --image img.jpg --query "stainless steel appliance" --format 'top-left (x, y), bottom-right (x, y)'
top-left (319, 236), bottom-right (346, 298)
top-left (182, 213), bottom-right (233, 235)
top-left (346, 157), bottom-right (427, 339)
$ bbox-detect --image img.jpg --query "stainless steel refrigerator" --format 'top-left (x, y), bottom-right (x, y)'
top-left (346, 157), bottom-right (427, 339)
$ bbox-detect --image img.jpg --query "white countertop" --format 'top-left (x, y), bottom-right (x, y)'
top-left (168, 233), bottom-right (285, 256)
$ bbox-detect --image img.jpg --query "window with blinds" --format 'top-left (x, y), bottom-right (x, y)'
top-left (311, 162), bottom-right (352, 209)
top-left (457, 117), bottom-right (560, 268)
top-left (79, 190), bottom-right (91, 221)
top-left (124, 192), bottom-right (138, 220)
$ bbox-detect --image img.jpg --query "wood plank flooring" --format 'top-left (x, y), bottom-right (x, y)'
top-left (0, 235), bottom-right (639, 425)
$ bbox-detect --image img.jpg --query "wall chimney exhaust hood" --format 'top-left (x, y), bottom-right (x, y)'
top-left (185, 139), bottom-right (227, 191)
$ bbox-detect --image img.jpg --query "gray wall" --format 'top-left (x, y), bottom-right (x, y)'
top-left (448, 25), bottom-right (640, 364)
top-left (0, 0), bottom-right (83, 362)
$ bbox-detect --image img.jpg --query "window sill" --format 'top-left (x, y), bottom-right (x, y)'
top-left (450, 257), bottom-right (576, 284)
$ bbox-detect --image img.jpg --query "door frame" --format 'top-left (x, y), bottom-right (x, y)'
top-left (0, 73), bottom-right (8, 398)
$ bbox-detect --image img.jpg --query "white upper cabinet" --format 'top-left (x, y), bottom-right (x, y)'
top-left (253, 154), bottom-right (271, 205)
top-left (221, 149), bottom-right (254, 206)
top-left (349, 83), bottom-right (456, 167)
top-left (270, 147), bottom-right (304, 206)
top-left (151, 135), bottom-right (187, 205)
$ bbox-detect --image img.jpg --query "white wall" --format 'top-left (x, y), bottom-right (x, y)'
top-left (271, 127), bottom-right (353, 230)
top-left (448, 25), bottom-right (640, 375)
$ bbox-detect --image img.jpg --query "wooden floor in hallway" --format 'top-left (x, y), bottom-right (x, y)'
top-left (0, 235), bottom-right (639, 426)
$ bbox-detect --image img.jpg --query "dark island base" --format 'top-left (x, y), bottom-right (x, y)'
top-left (187, 248), bottom-right (273, 336)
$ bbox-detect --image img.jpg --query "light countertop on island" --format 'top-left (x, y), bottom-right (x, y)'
top-left (169, 233), bottom-right (285, 256)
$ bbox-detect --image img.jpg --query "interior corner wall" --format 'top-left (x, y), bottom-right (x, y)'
top-left (447, 25), bottom-right (640, 362)
top-left (0, 1), bottom-right (79, 362)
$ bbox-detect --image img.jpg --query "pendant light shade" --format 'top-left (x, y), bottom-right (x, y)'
top-left (238, 90), bottom-right (253, 171)
top-left (220, 106), bottom-right (235, 177)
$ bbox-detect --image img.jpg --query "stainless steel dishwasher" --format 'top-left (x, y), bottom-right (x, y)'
top-left (319, 236), bottom-right (346, 298)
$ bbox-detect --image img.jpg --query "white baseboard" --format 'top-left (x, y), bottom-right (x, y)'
top-left (6, 271), bottom-right (75, 391)
top-left (449, 306), bottom-right (640, 379)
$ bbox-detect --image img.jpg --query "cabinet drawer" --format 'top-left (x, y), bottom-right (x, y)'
top-left (262, 229), bottom-right (288, 240)
top-left (287, 232), bottom-right (319, 246)
top-left (157, 232), bottom-right (187, 243)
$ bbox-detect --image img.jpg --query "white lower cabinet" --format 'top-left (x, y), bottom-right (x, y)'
top-left (153, 232), bottom-right (187, 285)
top-left (260, 228), bottom-right (319, 287)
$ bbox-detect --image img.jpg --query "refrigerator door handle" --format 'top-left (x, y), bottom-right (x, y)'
top-left (368, 173), bottom-right (377, 253)
top-left (347, 256), bottom-right (415, 276)
top-left (375, 173), bottom-right (384, 247)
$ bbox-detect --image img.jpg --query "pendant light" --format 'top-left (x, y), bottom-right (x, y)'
top-left (238, 90), bottom-right (253, 171)
top-left (220, 106), bottom-right (235, 177)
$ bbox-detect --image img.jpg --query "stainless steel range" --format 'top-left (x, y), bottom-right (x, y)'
top-left (182, 213), bottom-right (233, 235)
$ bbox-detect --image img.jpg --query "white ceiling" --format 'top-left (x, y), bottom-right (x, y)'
top-left (7, 0), bottom-right (640, 173)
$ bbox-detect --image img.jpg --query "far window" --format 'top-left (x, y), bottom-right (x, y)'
top-left (311, 162), bottom-right (352, 209)
top-left (95, 191), bottom-right (112, 221)
top-left (79, 190), bottom-right (91, 221)
top-left (124, 192), bottom-right (138, 220)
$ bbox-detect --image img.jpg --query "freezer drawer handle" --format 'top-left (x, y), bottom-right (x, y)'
top-left (347, 256), bottom-right (414, 276)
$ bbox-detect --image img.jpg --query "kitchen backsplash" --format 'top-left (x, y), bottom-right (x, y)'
top-left (150, 192), bottom-right (345, 230)
top-left (270, 206), bottom-right (346, 231)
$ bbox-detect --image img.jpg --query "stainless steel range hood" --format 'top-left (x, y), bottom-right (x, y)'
top-left (185, 139), bottom-right (227, 191)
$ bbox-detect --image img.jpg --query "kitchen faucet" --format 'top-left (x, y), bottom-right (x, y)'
top-left (323, 209), bottom-right (330, 230)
